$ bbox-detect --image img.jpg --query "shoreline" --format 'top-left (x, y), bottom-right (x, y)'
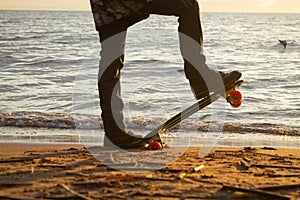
top-left (1, 130), bottom-right (299, 149)
top-left (0, 143), bottom-right (299, 199)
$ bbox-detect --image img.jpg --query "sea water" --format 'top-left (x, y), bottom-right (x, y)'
top-left (0, 10), bottom-right (299, 147)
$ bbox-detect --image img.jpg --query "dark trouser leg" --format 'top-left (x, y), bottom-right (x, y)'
top-left (140, 0), bottom-right (223, 98)
top-left (98, 23), bottom-right (130, 145)
top-left (98, 15), bottom-right (150, 148)
top-left (98, 13), bottom-right (151, 147)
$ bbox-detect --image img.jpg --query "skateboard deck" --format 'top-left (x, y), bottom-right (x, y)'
top-left (144, 79), bottom-right (244, 150)
top-left (122, 78), bottom-right (244, 150)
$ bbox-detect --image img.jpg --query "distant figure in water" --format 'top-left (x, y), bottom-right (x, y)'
top-left (278, 39), bottom-right (287, 49)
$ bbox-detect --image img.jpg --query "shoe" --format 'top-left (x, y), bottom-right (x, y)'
top-left (220, 70), bottom-right (242, 88)
top-left (194, 70), bottom-right (242, 99)
top-left (104, 131), bottom-right (148, 149)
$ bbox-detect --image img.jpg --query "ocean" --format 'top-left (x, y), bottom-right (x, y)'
top-left (0, 10), bottom-right (299, 148)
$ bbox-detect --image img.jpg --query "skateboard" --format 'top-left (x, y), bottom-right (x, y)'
top-left (145, 79), bottom-right (244, 150)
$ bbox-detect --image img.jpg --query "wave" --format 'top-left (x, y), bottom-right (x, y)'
top-left (0, 112), bottom-right (299, 137)
top-left (2, 35), bottom-right (46, 42)
top-left (0, 112), bottom-right (75, 129)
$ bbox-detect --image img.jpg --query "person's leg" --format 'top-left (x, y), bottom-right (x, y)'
top-left (98, 21), bottom-right (144, 148)
top-left (140, 0), bottom-right (240, 99)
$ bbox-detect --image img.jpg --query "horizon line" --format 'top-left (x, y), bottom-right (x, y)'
top-left (0, 8), bottom-right (299, 14)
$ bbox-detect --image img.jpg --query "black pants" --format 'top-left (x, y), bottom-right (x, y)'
top-left (98, 0), bottom-right (221, 138)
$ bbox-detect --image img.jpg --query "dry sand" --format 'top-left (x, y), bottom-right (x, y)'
top-left (0, 143), bottom-right (299, 200)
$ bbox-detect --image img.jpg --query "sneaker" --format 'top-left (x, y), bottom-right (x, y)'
top-left (194, 70), bottom-right (242, 99)
top-left (104, 131), bottom-right (151, 149)
top-left (220, 70), bottom-right (242, 89)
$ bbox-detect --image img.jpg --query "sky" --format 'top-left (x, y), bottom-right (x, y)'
top-left (0, 0), bottom-right (299, 13)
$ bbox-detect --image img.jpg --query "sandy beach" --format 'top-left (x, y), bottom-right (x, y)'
top-left (0, 143), bottom-right (299, 200)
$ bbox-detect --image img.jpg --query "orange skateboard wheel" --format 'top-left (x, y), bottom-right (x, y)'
top-left (148, 141), bottom-right (163, 150)
top-left (228, 90), bottom-right (242, 104)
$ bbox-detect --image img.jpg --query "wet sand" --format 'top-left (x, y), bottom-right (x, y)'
top-left (0, 143), bottom-right (299, 199)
